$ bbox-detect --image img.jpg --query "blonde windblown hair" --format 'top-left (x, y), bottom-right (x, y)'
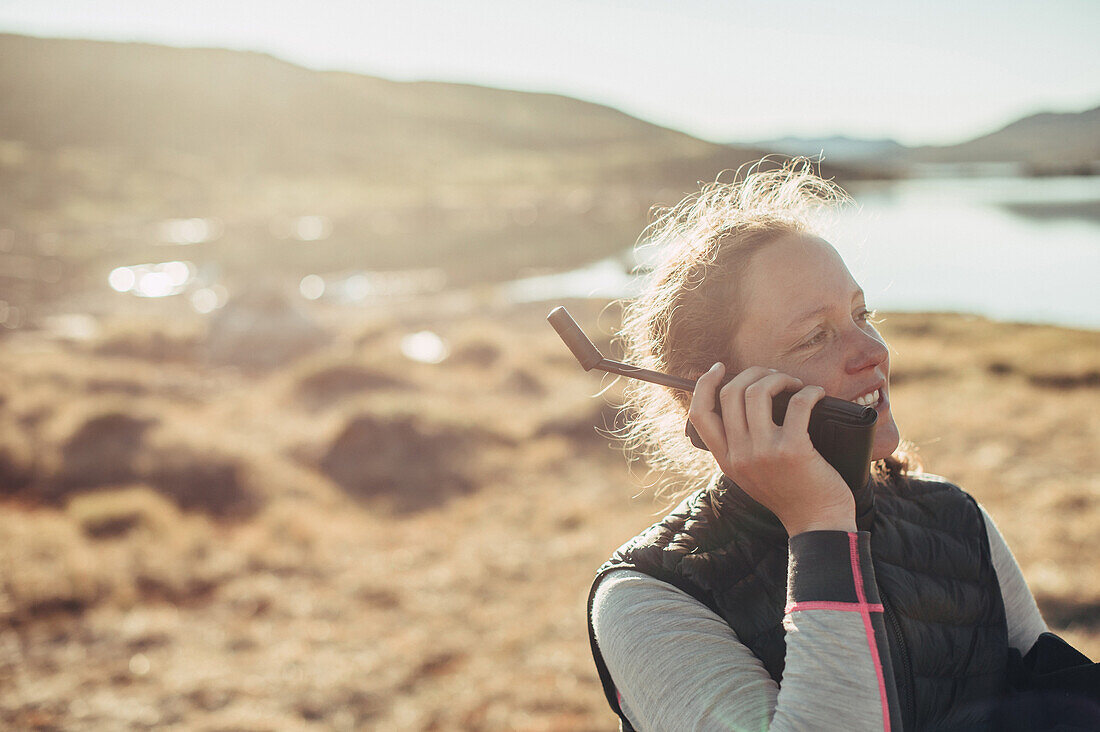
top-left (611, 157), bottom-right (916, 503)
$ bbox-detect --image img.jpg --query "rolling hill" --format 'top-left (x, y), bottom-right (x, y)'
top-left (905, 104), bottom-right (1100, 173)
top-left (742, 107), bottom-right (1100, 174)
top-left (2, 33), bottom-right (824, 302)
top-left (0, 33), bottom-right (779, 184)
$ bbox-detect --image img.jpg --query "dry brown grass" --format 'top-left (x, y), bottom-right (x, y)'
top-left (91, 317), bottom-right (203, 364)
top-left (0, 301), bottom-right (1096, 730)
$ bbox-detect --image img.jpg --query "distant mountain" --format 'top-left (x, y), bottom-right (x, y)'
top-left (0, 33), bottom-right (782, 186)
top-left (741, 135), bottom-right (907, 163)
top-left (740, 106), bottom-right (1100, 175)
top-left (5, 34), bottom-right (845, 299)
top-left (904, 105), bottom-right (1100, 173)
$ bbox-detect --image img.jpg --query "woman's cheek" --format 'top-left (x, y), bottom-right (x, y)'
top-left (794, 350), bottom-right (837, 392)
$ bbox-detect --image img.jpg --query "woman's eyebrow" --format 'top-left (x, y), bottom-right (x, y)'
top-left (783, 289), bottom-right (866, 331)
top-left (785, 304), bottom-right (830, 332)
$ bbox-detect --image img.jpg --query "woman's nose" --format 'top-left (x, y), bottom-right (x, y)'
top-left (845, 326), bottom-right (889, 374)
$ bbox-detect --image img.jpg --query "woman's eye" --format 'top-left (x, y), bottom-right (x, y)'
top-left (802, 330), bottom-right (827, 347)
top-left (856, 308), bottom-right (880, 323)
top-left (801, 309), bottom-right (877, 349)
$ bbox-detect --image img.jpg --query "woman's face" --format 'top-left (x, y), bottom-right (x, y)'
top-left (730, 234), bottom-right (901, 461)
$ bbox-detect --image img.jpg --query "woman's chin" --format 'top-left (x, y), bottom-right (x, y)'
top-left (871, 418), bottom-right (901, 462)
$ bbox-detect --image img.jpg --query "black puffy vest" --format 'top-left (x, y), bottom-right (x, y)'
top-left (587, 472), bottom-right (1010, 731)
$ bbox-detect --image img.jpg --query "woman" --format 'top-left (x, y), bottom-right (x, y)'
top-left (586, 159), bottom-right (1049, 731)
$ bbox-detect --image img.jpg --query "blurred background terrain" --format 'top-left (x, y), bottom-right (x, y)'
top-left (1, 4), bottom-right (1099, 729)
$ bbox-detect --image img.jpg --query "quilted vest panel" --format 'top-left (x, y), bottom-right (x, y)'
top-left (588, 473), bottom-right (1009, 731)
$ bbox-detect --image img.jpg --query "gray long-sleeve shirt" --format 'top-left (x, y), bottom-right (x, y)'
top-left (591, 504), bottom-right (1047, 731)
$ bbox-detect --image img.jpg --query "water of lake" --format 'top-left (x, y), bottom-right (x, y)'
top-left (505, 176), bottom-right (1100, 330)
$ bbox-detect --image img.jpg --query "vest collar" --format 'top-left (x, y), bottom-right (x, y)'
top-left (711, 470), bottom-right (878, 536)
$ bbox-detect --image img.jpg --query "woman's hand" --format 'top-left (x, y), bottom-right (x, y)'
top-left (688, 363), bottom-right (856, 536)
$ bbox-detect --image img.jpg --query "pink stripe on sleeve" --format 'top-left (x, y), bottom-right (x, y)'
top-left (849, 532), bottom-right (891, 732)
top-left (785, 600), bottom-right (885, 613)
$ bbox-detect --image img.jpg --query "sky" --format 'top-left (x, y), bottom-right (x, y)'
top-left (2, 0), bottom-right (1098, 146)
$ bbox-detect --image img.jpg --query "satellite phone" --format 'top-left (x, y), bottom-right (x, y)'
top-left (546, 306), bottom-right (877, 491)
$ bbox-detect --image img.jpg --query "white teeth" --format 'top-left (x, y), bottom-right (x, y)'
top-left (855, 389), bottom-right (880, 407)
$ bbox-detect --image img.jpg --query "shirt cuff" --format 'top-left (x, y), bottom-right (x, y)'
top-left (786, 530), bottom-right (881, 607)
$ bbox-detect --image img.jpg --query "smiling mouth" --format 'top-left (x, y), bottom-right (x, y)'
top-left (853, 389), bottom-right (881, 408)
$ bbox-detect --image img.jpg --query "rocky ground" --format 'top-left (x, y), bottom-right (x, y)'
top-left (0, 295), bottom-right (1096, 730)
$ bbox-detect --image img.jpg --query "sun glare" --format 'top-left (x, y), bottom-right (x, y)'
top-left (400, 331), bottom-right (449, 364)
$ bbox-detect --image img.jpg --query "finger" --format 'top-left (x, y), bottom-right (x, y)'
top-left (780, 384), bottom-right (827, 440)
top-left (743, 372), bottom-right (805, 439)
top-left (688, 362), bottom-right (730, 454)
top-left (715, 366), bottom-right (774, 444)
